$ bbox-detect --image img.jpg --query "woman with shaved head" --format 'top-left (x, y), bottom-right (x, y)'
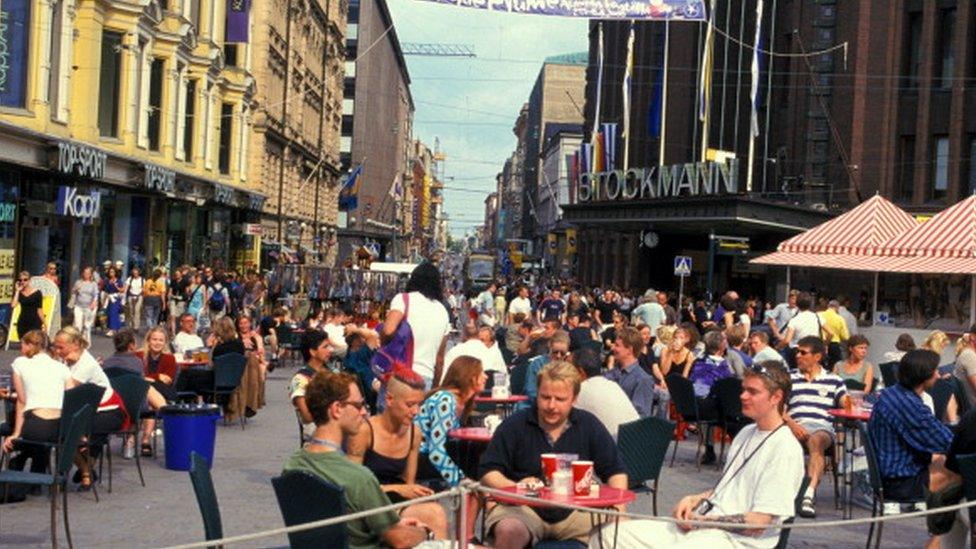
top-left (347, 368), bottom-right (447, 539)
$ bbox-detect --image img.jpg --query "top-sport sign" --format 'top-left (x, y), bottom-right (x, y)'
top-left (413, 0), bottom-right (707, 21)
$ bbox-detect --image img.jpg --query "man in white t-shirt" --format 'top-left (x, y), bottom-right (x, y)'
top-left (384, 272), bottom-right (451, 389)
top-left (572, 347), bottom-right (638, 440)
top-left (476, 283), bottom-right (498, 327)
top-left (773, 292), bottom-right (828, 369)
top-left (172, 314), bottom-right (205, 355)
top-left (443, 324), bottom-right (496, 381)
top-left (323, 308), bottom-right (350, 359)
top-left (507, 286), bottom-right (533, 325)
top-left (592, 362), bottom-right (803, 549)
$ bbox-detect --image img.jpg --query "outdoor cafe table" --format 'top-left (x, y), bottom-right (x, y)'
top-left (829, 407), bottom-right (872, 519)
top-left (449, 428), bottom-right (492, 478)
top-left (490, 485), bottom-right (636, 548)
top-left (474, 394), bottom-right (528, 418)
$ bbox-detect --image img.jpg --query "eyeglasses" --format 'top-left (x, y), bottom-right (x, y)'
top-left (341, 400), bottom-right (367, 411)
top-left (550, 350), bottom-right (569, 359)
top-left (795, 349), bottom-right (812, 356)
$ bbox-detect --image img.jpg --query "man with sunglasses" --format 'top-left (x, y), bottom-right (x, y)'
top-left (284, 371), bottom-right (443, 548)
top-left (784, 336), bottom-right (847, 519)
top-left (522, 330), bottom-right (571, 402)
top-left (591, 362), bottom-right (803, 548)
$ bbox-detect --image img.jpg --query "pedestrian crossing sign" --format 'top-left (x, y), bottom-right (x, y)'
top-left (674, 255), bottom-right (692, 277)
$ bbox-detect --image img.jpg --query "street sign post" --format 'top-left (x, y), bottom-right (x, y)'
top-left (674, 256), bottom-right (692, 319)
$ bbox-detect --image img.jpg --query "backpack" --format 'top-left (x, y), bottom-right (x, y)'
top-left (370, 293), bottom-right (414, 381)
top-left (208, 286), bottom-right (226, 312)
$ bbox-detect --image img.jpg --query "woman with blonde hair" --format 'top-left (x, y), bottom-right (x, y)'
top-left (923, 330), bottom-right (951, 357)
top-left (207, 316), bottom-right (245, 357)
top-left (414, 355), bottom-right (487, 487)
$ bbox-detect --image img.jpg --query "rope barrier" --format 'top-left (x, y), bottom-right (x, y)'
top-left (156, 487), bottom-right (464, 549)
top-left (156, 479), bottom-right (976, 547)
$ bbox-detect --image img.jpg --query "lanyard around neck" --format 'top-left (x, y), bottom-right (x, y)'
top-left (309, 437), bottom-right (345, 455)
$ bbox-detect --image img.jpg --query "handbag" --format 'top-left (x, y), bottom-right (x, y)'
top-left (370, 292), bottom-right (414, 381)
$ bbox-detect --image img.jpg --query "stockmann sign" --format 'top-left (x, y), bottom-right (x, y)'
top-left (578, 159), bottom-right (739, 202)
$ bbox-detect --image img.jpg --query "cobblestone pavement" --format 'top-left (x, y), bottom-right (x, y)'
top-left (0, 336), bottom-right (929, 547)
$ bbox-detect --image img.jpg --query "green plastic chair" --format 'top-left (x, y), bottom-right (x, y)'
top-left (0, 404), bottom-right (95, 549)
top-left (617, 416), bottom-right (675, 515)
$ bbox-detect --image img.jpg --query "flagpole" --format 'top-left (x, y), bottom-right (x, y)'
top-left (658, 21), bottom-right (669, 168)
top-left (622, 21), bottom-right (635, 171)
top-left (592, 22), bottom-right (604, 142)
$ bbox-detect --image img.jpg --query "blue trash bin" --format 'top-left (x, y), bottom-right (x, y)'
top-left (161, 404), bottom-right (221, 471)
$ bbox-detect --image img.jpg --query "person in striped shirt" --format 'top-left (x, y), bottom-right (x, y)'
top-left (784, 336), bottom-right (847, 519)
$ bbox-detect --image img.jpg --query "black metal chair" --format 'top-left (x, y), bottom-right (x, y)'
top-left (295, 409), bottom-right (310, 449)
top-left (712, 377), bottom-right (751, 460)
top-left (272, 470), bottom-right (349, 549)
top-left (878, 361), bottom-right (899, 389)
top-left (860, 423), bottom-right (925, 549)
top-left (97, 375), bottom-right (149, 492)
top-left (775, 476), bottom-right (811, 549)
top-left (843, 379), bottom-right (867, 391)
top-left (953, 453), bottom-right (976, 548)
top-left (275, 325), bottom-right (302, 369)
top-left (509, 361), bottom-right (529, 397)
top-left (207, 353), bottom-right (247, 429)
top-left (617, 416), bottom-right (675, 515)
top-left (665, 373), bottom-right (716, 470)
top-left (0, 404), bottom-right (94, 549)
top-left (188, 451), bottom-right (223, 546)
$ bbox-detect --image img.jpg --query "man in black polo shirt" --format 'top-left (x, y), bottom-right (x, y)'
top-left (479, 361), bottom-right (628, 548)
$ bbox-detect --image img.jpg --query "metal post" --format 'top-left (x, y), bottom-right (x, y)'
top-left (970, 275), bottom-right (975, 327)
top-left (678, 274), bottom-right (685, 318)
top-left (785, 266), bottom-right (791, 302)
top-left (457, 485), bottom-right (468, 548)
top-left (706, 233), bottom-right (716, 301)
top-left (872, 272), bottom-right (879, 326)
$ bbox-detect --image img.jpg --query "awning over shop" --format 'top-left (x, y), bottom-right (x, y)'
top-left (877, 195), bottom-right (976, 259)
top-left (751, 195), bottom-right (918, 269)
top-left (263, 240), bottom-right (300, 264)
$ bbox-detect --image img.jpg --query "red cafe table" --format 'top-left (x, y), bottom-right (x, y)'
top-left (474, 394), bottom-right (528, 418)
top-left (448, 428), bottom-right (493, 479)
top-left (829, 407), bottom-right (872, 519)
top-left (491, 485), bottom-right (635, 549)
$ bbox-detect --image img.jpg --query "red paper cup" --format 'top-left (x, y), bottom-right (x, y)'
top-left (541, 453), bottom-right (558, 484)
top-left (571, 460), bottom-right (594, 496)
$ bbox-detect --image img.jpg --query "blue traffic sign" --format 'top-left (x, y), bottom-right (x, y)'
top-left (674, 255), bottom-right (692, 276)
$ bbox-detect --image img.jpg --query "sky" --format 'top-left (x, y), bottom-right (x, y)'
top-left (385, 0), bottom-right (588, 237)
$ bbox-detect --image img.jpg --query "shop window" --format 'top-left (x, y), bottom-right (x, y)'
top-left (148, 58), bottom-right (165, 151)
top-left (930, 136), bottom-right (949, 201)
top-left (878, 273), bottom-right (972, 332)
top-left (935, 8), bottom-right (955, 89)
top-left (218, 103), bottom-right (234, 175)
top-left (903, 11), bottom-right (923, 89)
top-left (895, 136), bottom-right (915, 202)
top-left (0, 0), bottom-right (31, 108)
top-left (99, 30), bottom-right (123, 137)
top-left (183, 79), bottom-right (196, 161)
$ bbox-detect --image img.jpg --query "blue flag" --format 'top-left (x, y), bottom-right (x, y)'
top-left (338, 165), bottom-right (363, 212)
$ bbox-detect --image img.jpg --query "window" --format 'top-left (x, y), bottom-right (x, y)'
top-left (0, 0), bottom-right (31, 108)
top-left (896, 136), bottom-right (915, 202)
top-left (189, 0), bottom-right (201, 29)
top-left (98, 31), bottom-right (124, 137)
top-left (347, 23), bottom-right (358, 40)
top-left (931, 136), bottom-right (949, 201)
top-left (148, 59), bottom-right (164, 151)
top-left (218, 103), bottom-right (233, 174)
top-left (183, 79), bottom-right (196, 160)
top-left (224, 44), bottom-right (238, 67)
top-left (904, 12), bottom-right (923, 87)
top-left (936, 8), bottom-right (955, 88)
top-left (342, 98), bottom-right (354, 115)
top-left (345, 60), bottom-right (356, 78)
top-left (340, 135), bottom-right (351, 153)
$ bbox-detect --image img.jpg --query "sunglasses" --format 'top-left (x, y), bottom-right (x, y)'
top-left (341, 400), bottom-right (367, 411)
top-left (795, 349), bottom-right (813, 356)
top-left (550, 350), bottom-right (569, 359)
top-left (18, 278), bottom-right (28, 282)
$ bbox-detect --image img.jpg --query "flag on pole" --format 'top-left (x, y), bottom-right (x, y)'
top-left (591, 23), bottom-right (605, 142)
top-left (648, 62), bottom-right (665, 137)
top-left (388, 172), bottom-right (402, 200)
top-left (338, 164), bottom-right (363, 211)
top-left (602, 123), bottom-right (618, 169)
top-left (582, 143), bottom-right (594, 174)
top-left (593, 131), bottom-right (605, 173)
top-left (749, 0), bottom-right (765, 137)
top-left (698, 0), bottom-right (717, 122)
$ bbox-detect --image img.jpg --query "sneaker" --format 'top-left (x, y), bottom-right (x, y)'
top-left (700, 447), bottom-right (717, 465)
top-left (123, 444), bottom-right (135, 460)
top-left (882, 502), bottom-right (902, 515)
top-left (799, 497), bottom-right (816, 518)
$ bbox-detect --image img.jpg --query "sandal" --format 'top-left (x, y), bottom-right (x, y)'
top-left (78, 472), bottom-right (93, 491)
top-left (141, 443), bottom-right (153, 457)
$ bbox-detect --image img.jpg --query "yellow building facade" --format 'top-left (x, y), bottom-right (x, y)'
top-left (0, 0), bottom-right (263, 293)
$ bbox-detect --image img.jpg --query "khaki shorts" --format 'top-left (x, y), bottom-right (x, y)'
top-left (169, 300), bottom-right (186, 318)
top-left (484, 504), bottom-right (596, 545)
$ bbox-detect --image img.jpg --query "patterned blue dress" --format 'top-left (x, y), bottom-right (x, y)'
top-left (104, 279), bottom-right (124, 331)
top-left (414, 390), bottom-right (462, 486)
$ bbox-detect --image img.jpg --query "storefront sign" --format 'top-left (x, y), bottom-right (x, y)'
top-left (577, 159), bottom-right (739, 202)
top-left (56, 141), bottom-right (107, 179)
top-left (144, 164), bottom-right (176, 193)
top-left (213, 184), bottom-right (235, 205)
top-left (248, 193), bottom-right (265, 211)
top-left (243, 223), bottom-right (262, 236)
top-left (56, 186), bottom-right (101, 223)
top-left (0, 201), bottom-right (14, 223)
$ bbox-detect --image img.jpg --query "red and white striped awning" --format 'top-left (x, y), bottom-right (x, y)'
top-left (751, 252), bottom-right (976, 273)
top-left (775, 194), bottom-right (917, 255)
top-left (876, 195), bottom-right (976, 258)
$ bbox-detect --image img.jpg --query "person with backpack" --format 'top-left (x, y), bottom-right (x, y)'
top-left (122, 266), bottom-right (145, 332)
top-left (207, 276), bottom-right (230, 322)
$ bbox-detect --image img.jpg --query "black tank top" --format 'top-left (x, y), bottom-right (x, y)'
top-left (362, 420), bottom-right (413, 485)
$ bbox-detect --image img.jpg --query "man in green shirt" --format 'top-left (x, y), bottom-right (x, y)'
top-left (283, 371), bottom-right (436, 548)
